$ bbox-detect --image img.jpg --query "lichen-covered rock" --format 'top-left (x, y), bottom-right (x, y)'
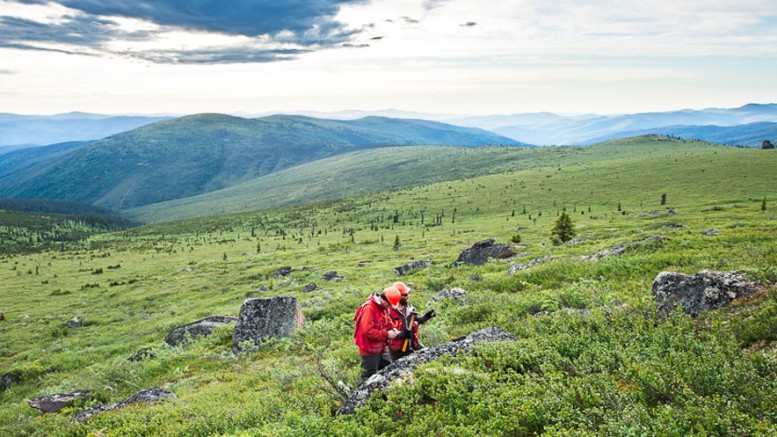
top-left (508, 255), bottom-right (553, 274)
top-left (28, 390), bottom-right (91, 414)
top-left (127, 347), bottom-right (155, 362)
top-left (338, 327), bottom-right (516, 415)
top-left (394, 260), bottom-right (432, 276)
top-left (71, 389), bottom-right (176, 423)
top-left (164, 316), bottom-right (237, 346)
top-left (652, 270), bottom-right (761, 317)
top-left (455, 239), bottom-right (515, 266)
top-left (66, 317), bottom-right (82, 328)
top-left (232, 297), bottom-right (304, 352)
top-left (303, 282), bottom-right (318, 293)
top-left (702, 228), bottom-right (720, 237)
top-left (427, 288), bottom-right (467, 306)
top-left (580, 235), bottom-right (668, 261)
top-left (274, 266), bottom-right (292, 278)
top-left (323, 271), bottom-right (343, 282)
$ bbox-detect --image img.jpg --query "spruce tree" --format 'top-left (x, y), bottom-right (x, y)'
top-left (550, 211), bottom-right (577, 243)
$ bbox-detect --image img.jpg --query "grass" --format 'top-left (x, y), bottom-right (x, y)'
top-left (1, 136), bottom-right (776, 435)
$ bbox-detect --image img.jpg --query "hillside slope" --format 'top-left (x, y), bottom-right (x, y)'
top-left (0, 114), bottom-right (522, 210)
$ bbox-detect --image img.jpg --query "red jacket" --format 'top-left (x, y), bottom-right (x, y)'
top-left (354, 295), bottom-right (391, 356)
top-left (387, 305), bottom-right (420, 351)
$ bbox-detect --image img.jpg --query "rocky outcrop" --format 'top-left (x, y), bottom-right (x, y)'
top-left (71, 389), bottom-right (176, 423)
top-left (323, 271), bottom-right (343, 282)
top-left (338, 327), bottom-right (516, 415)
top-left (28, 390), bottom-right (91, 413)
top-left (652, 270), bottom-right (761, 317)
top-left (232, 297), bottom-right (304, 352)
top-left (508, 255), bottom-right (553, 274)
top-left (580, 235), bottom-right (668, 261)
top-left (427, 288), bottom-right (467, 306)
top-left (274, 266), bottom-right (292, 278)
top-left (455, 239), bottom-right (515, 266)
top-left (394, 260), bottom-right (432, 276)
top-left (164, 316), bottom-right (237, 347)
top-left (127, 347), bottom-right (155, 362)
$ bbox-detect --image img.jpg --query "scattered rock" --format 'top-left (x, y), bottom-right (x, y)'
top-left (566, 238), bottom-right (589, 245)
top-left (127, 347), bottom-right (155, 362)
top-left (28, 390), bottom-right (91, 414)
top-left (580, 235), bottom-right (669, 261)
top-left (232, 297), bottom-right (304, 352)
top-left (702, 228), bottom-right (720, 236)
top-left (322, 271), bottom-right (343, 282)
top-left (274, 266), bottom-right (292, 278)
top-left (427, 288), bottom-right (467, 306)
top-left (455, 239), bottom-right (516, 266)
top-left (72, 389), bottom-right (176, 423)
top-left (164, 316), bottom-right (237, 347)
top-left (469, 274), bottom-right (482, 282)
top-left (652, 270), bottom-right (762, 318)
top-left (508, 255), bottom-right (553, 275)
top-left (66, 317), bottom-right (82, 329)
top-left (303, 282), bottom-right (318, 293)
top-left (394, 260), bottom-right (432, 276)
top-left (338, 327), bottom-right (516, 415)
top-left (1, 372), bottom-right (17, 391)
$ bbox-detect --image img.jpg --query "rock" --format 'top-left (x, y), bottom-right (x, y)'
top-left (127, 347), bottom-right (155, 362)
top-left (455, 239), bottom-right (515, 266)
top-left (274, 266), bottom-right (292, 278)
top-left (470, 274), bottom-right (482, 282)
top-left (66, 317), bottom-right (82, 328)
top-left (427, 288), bottom-right (467, 307)
top-left (566, 238), bottom-right (588, 245)
top-left (1, 372), bottom-right (17, 391)
top-left (164, 316), bottom-right (237, 347)
top-left (232, 297), bottom-right (304, 352)
top-left (652, 270), bottom-right (761, 318)
top-left (580, 235), bottom-right (669, 261)
top-left (28, 390), bottom-right (91, 414)
top-left (662, 223), bottom-right (684, 229)
top-left (508, 255), bottom-right (553, 275)
top-left (338, 327), bottom-right (516, 415)
top-left (394, 260), bottom-right (432, 276)
top-left (323, 271), bottom-right (343, 282)
top-left (702, 228), bottom-right (720, 236)
top-left (303, 282), bottom-right (318, 293)
top-left (71, 388), bottom-right (176, 423)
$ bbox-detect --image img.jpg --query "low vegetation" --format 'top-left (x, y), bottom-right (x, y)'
top-left (0, 136), bottom-right (775, 435)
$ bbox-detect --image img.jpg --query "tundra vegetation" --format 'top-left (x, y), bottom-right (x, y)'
top-left (0, 136), bottom-right (775, 436)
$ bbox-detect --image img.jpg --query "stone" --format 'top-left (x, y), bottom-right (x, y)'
top-left (127, 347), bottom-right (155, 362)
top-left (652, 270), bottom-right (762, 318)
top-left (164, 316), bottom-right (237, 346)
top-left (394, 259), bottom-right (432, 276)
top-left (323, 271), bottom-right (343, 282)
top-left (455, 239), bottom-right (516, 266)
top-left (566, 238), bottom-right (589, 245)
top-left (274, 266), bottom-right (292, 278)
top-left (580, 235), bottom-right (669, 261)
top-left (702, 228), bottom-right (720, 236)
top-left (1, 372), bottom-right (17, 391)
top-left (232, 297), bottom-right (304, 352)
top-left (28, 390), bottom-right (91, 414)
top-left (303, 282), bottom-right (318, 293)
top-left (66, 317), bottom-right (82, 328)
top-left (71, 388), bottom-right (176, 423)
top-left (508, 255), bottom-right (553, 275)
top-left (338, 327), bottom-right (516, 415)
top-left (427, 288), bottom-right (467, 307)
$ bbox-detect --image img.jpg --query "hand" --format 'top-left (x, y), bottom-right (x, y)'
top-left (424, 309), bottom-right (437, 319)
top-left (387, 329), bottom-right (400, 339)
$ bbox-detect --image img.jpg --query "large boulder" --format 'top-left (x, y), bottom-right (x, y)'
top-left (455, 240), bottom-right (515, 266)
top-left (652, 270), bottom-right (761, 317)
top-left (72, 389), bottom-right (176, 423)
top-left (232, 297), bottom-right (304, 352)
top-left (338, 327), bottom-right (516, 415)
top-left (394, 260), bottom-right (432, 276)
top-left (164, 316), bottom-right (237, 346)
top-left (28, 390), bottom-right (91, 414)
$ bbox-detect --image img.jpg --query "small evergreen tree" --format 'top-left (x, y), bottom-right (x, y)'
top-left (761, 197), bottom-right (767, 212)
top-left (393, 234), bottom-right (400, 251)
top-left (550, 211), bottom-right (577, 244)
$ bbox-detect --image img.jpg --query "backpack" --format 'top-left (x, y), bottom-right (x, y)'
top-left (353, 301), bottom-right (369, 347)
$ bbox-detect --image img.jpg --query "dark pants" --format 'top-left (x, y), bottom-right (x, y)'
top-left (360, 353), bottom-right (390, 381)
top-left (389, 348), bottom-right (412, 362)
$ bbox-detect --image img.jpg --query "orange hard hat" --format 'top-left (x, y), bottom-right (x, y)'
top-left (381, 286), bottom-right (401, 306)
top-left (393, 281), bottom-right (411, 295)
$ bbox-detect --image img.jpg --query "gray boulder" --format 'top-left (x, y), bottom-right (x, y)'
top-left (508, 255), bottom-right (553, 274)
top-left (394, 260), bottom-right (432, 276)
top-left (702, 228), bottom-right (721, 236)
top-left (274, 266), bottom-right (293, 278)
top-left (323, 271), bottom-right (343, 282)
top-left (28, 390), bottom-right (91, 414)
top-left (164, 316), bottom-right (237, 347)
top-left (338, 327), bottom-right (516, 415)
top-left (66, 317), bottom-right (82, 328)
top-left (232, 297), bottom-right (304, 352)
top-left (303, 282), bottom-right (318, 293)
top-left (72, 388), bottom-right (176, 423)
top-left (427, 288), bottom-right (467, 307)
top-left (455, 239), bottom-right (515, 266)
top-left (652, 270), bottom-right (761, 317)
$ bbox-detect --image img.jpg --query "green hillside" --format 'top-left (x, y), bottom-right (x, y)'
top-left (1, 136), bottom-right (775, 435)
top-left (0, 114), bottom-right (521, 211)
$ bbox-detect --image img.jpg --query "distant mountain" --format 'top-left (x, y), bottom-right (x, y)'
top-left (449, 104), bottom-right (777, 145)
top-left (0, 114), bottom-right (523, 211)
top-left (0, 112), bottom-right (171, 146)
top-left (582, 122), bottom-right (777, 147)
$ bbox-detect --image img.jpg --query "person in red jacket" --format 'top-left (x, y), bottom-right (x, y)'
top-left (387, 281), bottom-right (436, 362)
top-left (354, 286), bottom-right (401, 381)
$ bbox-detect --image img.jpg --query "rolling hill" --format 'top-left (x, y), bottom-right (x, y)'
top-left (582, 121), bottom-right (777, 147)
top-left (0, 114), bottom-right (523, 211)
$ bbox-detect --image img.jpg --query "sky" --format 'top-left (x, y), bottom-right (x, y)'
top-left (1, 0), bottom-right (776, 116)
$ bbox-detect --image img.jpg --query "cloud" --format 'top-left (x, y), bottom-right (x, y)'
top-left (2, 0), bottom-right (370, 63)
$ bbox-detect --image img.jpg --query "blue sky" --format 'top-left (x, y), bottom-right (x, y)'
top-left (1, 0), bottom-right (776, 115)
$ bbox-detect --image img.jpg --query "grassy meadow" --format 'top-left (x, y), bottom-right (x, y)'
top-left (1, 136), bottom-right (776, 435)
